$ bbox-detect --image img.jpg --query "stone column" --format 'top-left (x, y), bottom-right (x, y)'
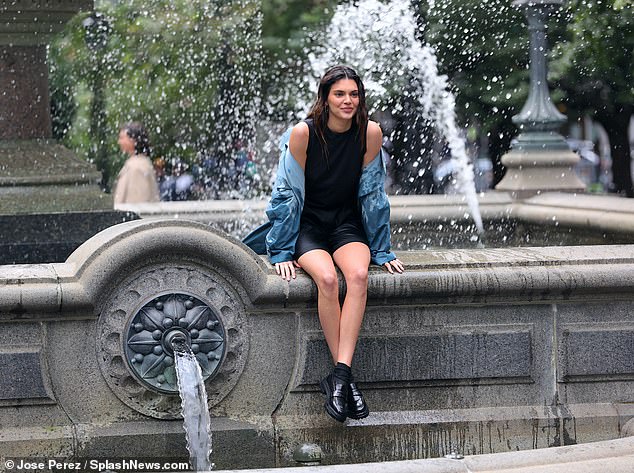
top-left (0, 45), bottom-right (52, 139)
top-left (0, 1), bottom-right (112, 213)
top-left (495, 0), bottom-right (585, 199)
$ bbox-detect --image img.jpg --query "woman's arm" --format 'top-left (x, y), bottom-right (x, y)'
top-left (273, 122), bottom-right (308, 280)
top-left (289, 122), bottom-right (309, 171)
top-left (363, 121), bottom-right (383, 167)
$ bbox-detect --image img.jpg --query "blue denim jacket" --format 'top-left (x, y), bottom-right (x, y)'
top-left (243, 128), bottom-right (397, 265)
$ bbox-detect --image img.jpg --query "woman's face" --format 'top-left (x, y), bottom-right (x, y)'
top-left (118, 129), bottom-right (136, 155)
top-left (326, 78), bottom-right (359, 122)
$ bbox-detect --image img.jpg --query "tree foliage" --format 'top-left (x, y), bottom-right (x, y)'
top-left (260, 0), bottom-right (341, 119)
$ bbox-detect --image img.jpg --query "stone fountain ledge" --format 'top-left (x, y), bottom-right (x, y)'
top-left (3, 218), bottom-right (634, 316)
top-left (212, 436), bottom-right (634, 473)
top-left (114, 193), bottom-right (513, 225)
top-left (514, 193), bottom-right (634, 234)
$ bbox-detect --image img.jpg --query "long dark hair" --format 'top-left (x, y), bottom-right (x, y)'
top-left (306, 65), bottom-right (368, 165)
top-left (122, 121), bottom-right (151, 156)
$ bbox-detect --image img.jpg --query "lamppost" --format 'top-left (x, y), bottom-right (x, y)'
top-left (495, 0), bottom-right (585, 198)
top-left (83, 12), bottom-right (112, 192)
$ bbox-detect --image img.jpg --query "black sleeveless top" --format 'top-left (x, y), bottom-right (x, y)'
top-left (301, 118), bottom-right (364, 229)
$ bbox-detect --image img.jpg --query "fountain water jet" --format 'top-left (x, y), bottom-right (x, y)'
top-left (169, 332), bottom-right (213, 472)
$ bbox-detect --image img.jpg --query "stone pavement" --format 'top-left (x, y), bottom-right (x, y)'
top-left (212, 435), bottom-right (634, 473)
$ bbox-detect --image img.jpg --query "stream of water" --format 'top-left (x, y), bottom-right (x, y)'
top-left (174, 344), bottom-right (213, 471)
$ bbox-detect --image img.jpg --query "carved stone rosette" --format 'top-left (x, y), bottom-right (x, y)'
top-left (124, 292), bottom-right (226, 394)
top-left (96, 265), bottom-right (248, 419)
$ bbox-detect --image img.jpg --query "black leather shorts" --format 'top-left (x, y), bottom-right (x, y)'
top-left (294, 220), bottom-right (369, 259)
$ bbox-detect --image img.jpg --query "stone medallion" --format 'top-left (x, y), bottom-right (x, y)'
top-left (124, 292), bottom-right (225, 394)
top-left (96, 265), bottom-right (248, 419)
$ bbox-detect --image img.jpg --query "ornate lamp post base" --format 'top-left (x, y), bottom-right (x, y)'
top-left (495, 0), bottom-right (585, 198)
top-left (0, 140), bottom-right (108, 213)
top-left (496, 133), bottom-right (586, 199)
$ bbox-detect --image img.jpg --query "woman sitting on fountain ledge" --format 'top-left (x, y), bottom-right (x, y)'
top-left (244, 65), bottom-right (404, 422)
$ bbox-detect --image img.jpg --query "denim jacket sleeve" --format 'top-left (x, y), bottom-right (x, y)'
top-left (242, 129), bottom-right (304, 263)
top-left (264, 130), bottom-right (305, 264)
top-left (358, 149), bottom-right (396, 266)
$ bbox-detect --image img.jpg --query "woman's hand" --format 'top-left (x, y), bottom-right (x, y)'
top-left (275, 260), bottom-right (301, 281)
top-left (383, 258), bottom-right (404, 274)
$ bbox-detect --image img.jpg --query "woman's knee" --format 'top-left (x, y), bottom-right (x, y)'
top-left (345, 266), bottom-right (368, 291)
top-left (315, 270), bottom-right (339, 295)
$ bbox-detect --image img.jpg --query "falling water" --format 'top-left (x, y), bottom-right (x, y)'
top-left (173, 342), bottom-right (213, 471)
top-left (304, 0), bottom-right (484, 234)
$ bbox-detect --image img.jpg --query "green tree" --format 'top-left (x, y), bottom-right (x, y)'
top-left (552, 0), bottom-right (634, 196)
top-left (261, 0), bottom-right (341, 119)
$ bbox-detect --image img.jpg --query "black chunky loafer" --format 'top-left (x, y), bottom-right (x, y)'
top-left (347, 382), bottom-right (369, 419)
top-left (319, 373), bottom-right (348, 422)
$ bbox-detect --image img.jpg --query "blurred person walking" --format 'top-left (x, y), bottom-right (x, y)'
top-left (113, 121), bottom-right (160, 205)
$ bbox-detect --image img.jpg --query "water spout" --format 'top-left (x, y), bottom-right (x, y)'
top-left (170, 334), bottom-right (213, 471)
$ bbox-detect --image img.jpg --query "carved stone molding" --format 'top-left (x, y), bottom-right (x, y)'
top-left (96, 265), bottom-right (248, 419)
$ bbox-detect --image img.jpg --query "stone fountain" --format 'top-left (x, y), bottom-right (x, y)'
top-left (2, 215), bottom-right (634, 469)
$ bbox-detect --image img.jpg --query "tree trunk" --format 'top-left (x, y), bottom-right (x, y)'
top-left (597, 107), bottom-right (633, 197)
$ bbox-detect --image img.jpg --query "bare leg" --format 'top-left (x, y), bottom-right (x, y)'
top-left (297, 249), bottom-right (341, 362)
top-left (332, 242), bottom-right (370, 367)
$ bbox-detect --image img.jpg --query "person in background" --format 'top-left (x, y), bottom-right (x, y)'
top-left (153, 156), bottom-right (168, 199)
top-left (113, 121), bottom-right (160, 205)
top-left (173, 159), bottom-right (194, 201)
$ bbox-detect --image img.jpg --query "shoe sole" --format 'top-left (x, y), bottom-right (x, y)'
top-left (319, 378), bottom-right (347, 423)
top-left (347, 407), bottom-right (369, 420)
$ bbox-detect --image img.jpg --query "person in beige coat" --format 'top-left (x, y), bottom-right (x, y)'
top-left (113, 122), bottom-right (160, 205)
